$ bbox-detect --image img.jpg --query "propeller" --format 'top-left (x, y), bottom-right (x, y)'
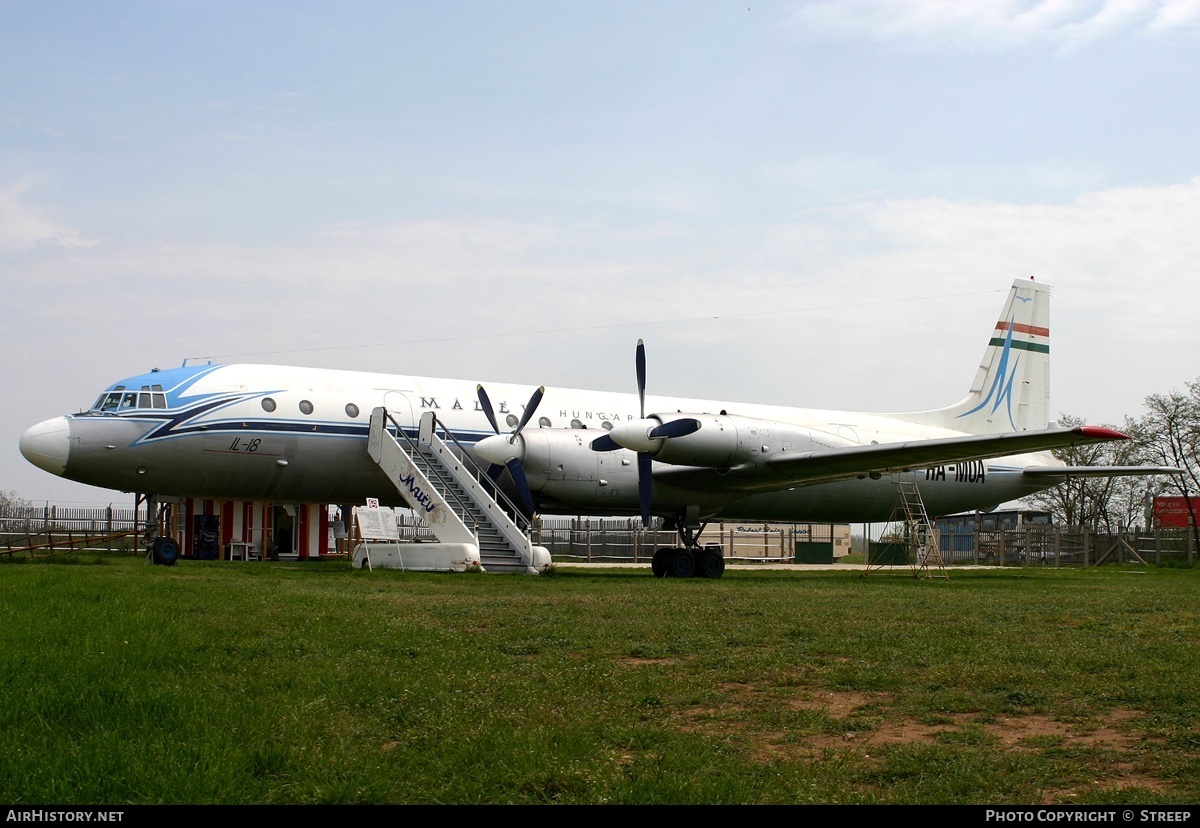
top-left (589, 340), bottom-right (700, 527)
top-left (472, 384), bottom-right (545, 514)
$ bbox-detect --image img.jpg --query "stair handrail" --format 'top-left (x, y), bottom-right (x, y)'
top-left (381, 410), bottom-right (480, 534)
top-left (426, 414), bottom-right (535, 539)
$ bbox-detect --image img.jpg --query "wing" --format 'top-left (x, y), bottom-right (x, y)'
top-left (652, 425), bottom-right (1133, 493)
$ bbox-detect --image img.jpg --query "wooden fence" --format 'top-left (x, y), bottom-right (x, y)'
top-left (3, 501), bottom-right (1194, 567)
top-left (937, 525), bottom-right (1194, 567)
top-left (1, 504), bottom-right (146, 556)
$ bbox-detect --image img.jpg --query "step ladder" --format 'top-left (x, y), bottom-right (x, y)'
top-left (368, 408), bottom-right (550, 574)
top-left (863, 480), bottom-right (949, 579)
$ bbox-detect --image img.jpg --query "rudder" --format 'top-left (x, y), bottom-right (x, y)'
top-left (913, 278), bottom-right (1051, 434)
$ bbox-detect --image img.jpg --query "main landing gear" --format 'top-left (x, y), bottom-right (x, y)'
top-left (651, 514), bottom-right (726, 579)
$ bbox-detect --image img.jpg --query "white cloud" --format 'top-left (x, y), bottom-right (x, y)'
top-left (788, 0), bottom-right (1200, 50)
top-left (0, 182), bottom-right (95, 251)
top-left (6, 176), bottom-right (1199, 432)
top-left (748, 177), bottom-right (1200, 419)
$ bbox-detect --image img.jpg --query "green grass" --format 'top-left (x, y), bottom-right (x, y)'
top-left (2, 557), bottom-right (1198, 804)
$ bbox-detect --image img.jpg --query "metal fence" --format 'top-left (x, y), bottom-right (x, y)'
top-left (529, 518), bottom-right (840, 563)
top-left (387, 514), bottom-right (841, 563)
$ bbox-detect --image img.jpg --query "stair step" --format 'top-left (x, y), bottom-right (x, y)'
top-left (373, 412), bottom-right (541, 573)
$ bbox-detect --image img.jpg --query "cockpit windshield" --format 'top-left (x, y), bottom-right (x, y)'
top-left (90, 385), bottom-right (167, 413)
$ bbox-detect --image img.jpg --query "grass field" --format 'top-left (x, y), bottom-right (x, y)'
top-left (2, 556), bottom-right (1198, 804)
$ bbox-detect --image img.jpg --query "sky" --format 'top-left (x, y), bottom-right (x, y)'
top-left (4, 0), bottom-right (1200, 507)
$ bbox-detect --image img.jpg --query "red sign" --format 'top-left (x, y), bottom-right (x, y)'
top-left (1153, 497), bottom-right (1200, 528)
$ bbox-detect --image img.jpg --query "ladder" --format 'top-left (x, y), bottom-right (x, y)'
top-left (368, 408), bottom-right (548, 574)
top-left (864, 480), bottom-right (949, 579)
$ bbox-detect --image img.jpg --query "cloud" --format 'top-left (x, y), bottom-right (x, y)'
top-left (6, 175), bottom-right (1199, 420)
top-left (787, 0), bottom-right (1200, 51)
top-left (0, 182), bottom-right (96, 251)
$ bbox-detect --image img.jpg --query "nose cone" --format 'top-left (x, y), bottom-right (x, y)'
top-left (20, 416), bottom-right (71, 476)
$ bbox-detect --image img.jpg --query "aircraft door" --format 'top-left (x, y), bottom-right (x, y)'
top-left (382, 391), bottom-right (416, 433)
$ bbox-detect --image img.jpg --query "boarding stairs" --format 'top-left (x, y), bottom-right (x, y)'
top-left (864, 480), bottom-right (948, 579)
top-left (368, 408), bottom-right (546, 573)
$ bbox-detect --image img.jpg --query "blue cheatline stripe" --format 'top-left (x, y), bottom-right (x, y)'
top-left (122, 408), bottom-right (493, 445)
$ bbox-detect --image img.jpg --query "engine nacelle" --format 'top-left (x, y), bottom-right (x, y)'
top-left (518, 428), bottom-right (641, 508)
top-left (649, 413), bottom-right (849, 469)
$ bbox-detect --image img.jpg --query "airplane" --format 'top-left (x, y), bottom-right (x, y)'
top-left (19, 278), bottom-right (1168, 576)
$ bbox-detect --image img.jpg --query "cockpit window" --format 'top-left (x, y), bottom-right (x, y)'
top-left (90, 383), bottom-right (167, 413)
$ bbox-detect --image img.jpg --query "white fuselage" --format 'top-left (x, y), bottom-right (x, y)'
top-left (20, 362), bottom-right (1062, 523)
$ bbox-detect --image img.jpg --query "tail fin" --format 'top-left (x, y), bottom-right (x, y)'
top-left (908, 278), bottom-right (1051, 434)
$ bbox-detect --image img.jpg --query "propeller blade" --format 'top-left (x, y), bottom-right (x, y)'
top-left (476, 384), bottom-right (500, 434)
top-left (479, 462), bottom-right (504, 498)
top-left (512, 386), bottom-right (545, 438)
top-left (650, 418), bottom-right (701, 440)
top-left (506, 457), bottom-right (536, 514)
top-left (635, 339), bottom-right (646, 419)
top-left (637, 451), bottom-right (653, 527)
top-left (589, 433), bottom-right (622, 452)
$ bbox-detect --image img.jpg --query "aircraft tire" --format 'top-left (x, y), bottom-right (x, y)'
top-left (697, 548), bottom-right (726, 579)
top-left (669, 548), bottom-right (695, 578)
top-left (651, 548), bottom-right (672, 578)
top-left (151, 537), bottom-right (180, 567)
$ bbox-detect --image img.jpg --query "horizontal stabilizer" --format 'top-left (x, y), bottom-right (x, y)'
top-left (1022, 465), bottom-right (1182, 478)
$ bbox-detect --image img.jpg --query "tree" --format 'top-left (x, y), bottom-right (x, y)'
top-left (1022, 415), bottom-right (1163, 533)
top-left (1125, 383), bottom-right (1200, 551)
top-left (0, 490), bottom-right (34, 532)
